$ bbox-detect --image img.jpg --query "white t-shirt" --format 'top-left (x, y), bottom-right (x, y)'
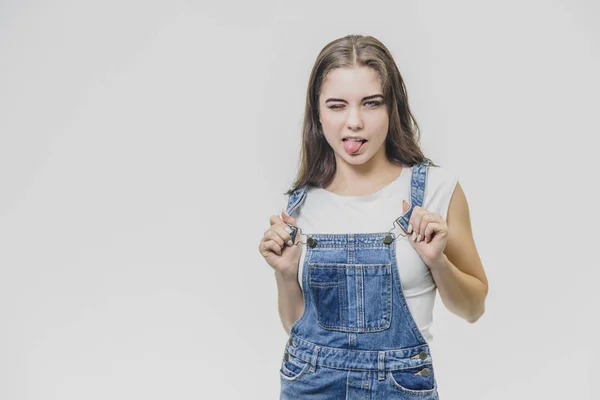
top-left (284, 165), bottom-right (458, 344)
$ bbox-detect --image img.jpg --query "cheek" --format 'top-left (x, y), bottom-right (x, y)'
top-left (372, 119), bottom-right (389, 140)
top-left (372, 112), bottom-right (389, 129)
top-left (320, 116), bottom-right (341, 130)
top-left (320, 109), bottom-right (345, 127)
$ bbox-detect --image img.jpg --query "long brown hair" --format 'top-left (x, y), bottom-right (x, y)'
top-left (285, 34), bottom-right (437, 196)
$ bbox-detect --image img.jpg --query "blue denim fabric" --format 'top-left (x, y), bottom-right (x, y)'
top-left (280, 161), bottom-right (440, 399)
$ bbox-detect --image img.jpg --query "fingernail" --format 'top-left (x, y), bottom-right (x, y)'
top-left (287, 240), bottom-right (293, 246)
top-left (285, 226), bottom-right (292, 233)
top-left (407, 224), bottom-right (413, 234)
top-left (412, 232), bottom-right (417, 241)
top-left (417, 234), bottom-right (422, 243)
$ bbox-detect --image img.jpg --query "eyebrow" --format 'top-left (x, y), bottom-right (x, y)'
top-left (325, 94), bottom-right (384, 104)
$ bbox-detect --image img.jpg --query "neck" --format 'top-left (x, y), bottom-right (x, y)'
top-left (325, 155), bottom-right (404, 196)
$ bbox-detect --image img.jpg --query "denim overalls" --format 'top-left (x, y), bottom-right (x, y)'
top-left (279, 161), bottom-right (440, 399)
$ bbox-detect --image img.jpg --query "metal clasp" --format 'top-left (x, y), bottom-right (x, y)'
top-left (285, 224), bottom-right (317, 248)
top-left (383, 216), bottom-right (410, 244)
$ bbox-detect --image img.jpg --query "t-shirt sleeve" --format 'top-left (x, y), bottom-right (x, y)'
top-left (426, 166), bottom-right (459, 221)
top-left (440, 172), bottom-right (458, 221)
top-left (440, 169), bottom-right (458, 220)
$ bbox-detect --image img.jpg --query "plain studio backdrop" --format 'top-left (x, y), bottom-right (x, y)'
top-left (0, 1), bottom-right (598, 399)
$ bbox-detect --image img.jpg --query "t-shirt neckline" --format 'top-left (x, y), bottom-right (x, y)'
top-left (317, 165), bottom-right (410, 202)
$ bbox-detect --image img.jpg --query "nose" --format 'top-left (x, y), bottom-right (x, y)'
top-left (346, 107), bottom-right (364, 130)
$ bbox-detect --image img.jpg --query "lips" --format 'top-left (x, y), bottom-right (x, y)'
top-left (342, 138), bottom-right (368, 142)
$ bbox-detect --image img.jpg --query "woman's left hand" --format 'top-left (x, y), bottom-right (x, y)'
top-left (405, 205), bottom-right (448, 268)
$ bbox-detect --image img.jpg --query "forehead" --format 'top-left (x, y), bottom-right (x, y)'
top-left (320, 67), bottom-right (382, 96)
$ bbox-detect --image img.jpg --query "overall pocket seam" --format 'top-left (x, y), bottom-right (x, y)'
top-left (387, 367), bottom-right (437, 396)
top-left (309, 262), bottom-right (392, 333)
top-left (279, 356), bottom-right (311, 382)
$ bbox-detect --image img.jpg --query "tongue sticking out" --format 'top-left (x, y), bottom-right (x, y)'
top-left (343, 140), bottom-right (364, 154)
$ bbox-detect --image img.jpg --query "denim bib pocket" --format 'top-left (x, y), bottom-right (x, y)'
top-left (308, 262), bottom-right (392, 333)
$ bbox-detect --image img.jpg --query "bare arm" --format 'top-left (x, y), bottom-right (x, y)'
top-left (274, 270), bottom-right (304, 335)
top-left (430, 182), bottom-right (489, 323)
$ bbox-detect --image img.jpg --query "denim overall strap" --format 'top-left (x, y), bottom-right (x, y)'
top-left (395, 160), bottom-right (431, 232)
top-left (284, 185), bottom-right (308, 242)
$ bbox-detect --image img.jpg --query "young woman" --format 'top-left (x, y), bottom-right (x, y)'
top-left (258, 34), bottom-right (488, 399)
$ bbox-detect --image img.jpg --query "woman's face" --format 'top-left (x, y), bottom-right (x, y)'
top-left (318, 66), bottom-right (389, 166)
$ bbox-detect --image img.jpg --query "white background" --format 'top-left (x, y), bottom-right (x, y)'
top-left (1, 1), bottom-right (598, 399)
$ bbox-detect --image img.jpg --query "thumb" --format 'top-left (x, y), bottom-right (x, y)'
top-left (402, 200), bottom-right (410, 215)
top-left (281, 209), bottom-right (296, 225)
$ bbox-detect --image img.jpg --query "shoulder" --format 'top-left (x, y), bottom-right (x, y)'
top-left (423, 165), bottom-right (459, 218)
top-left (282, 185), bottom-right (312, 217)
top-left (427, 164), bottom-right (459, 189)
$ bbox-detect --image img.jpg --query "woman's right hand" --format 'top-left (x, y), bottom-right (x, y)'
top-left (259, 210), bottom-right (302, 279)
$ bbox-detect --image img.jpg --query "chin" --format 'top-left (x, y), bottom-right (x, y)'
top-left (339, 151), bottom-right (371, 164)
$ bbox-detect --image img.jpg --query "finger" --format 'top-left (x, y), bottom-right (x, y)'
top-left (263, 230), bottom-right (284, 247)
top-left (270, 214), bottom-right (284, 226)
top-left (281, 210), bottom-right (297, 225)
top-left (265, 225), bottom-right (291, 247)
top-left (418, 213), bottom-right (435, 242)
top-left (409, 206), bottom-right (422, 241)
top-left (262, 240), bottom-right (282, 256)
top-left (402, 200), bottom-right (410, 215)
top-left (280, 212), bottom-right (298, 241)
top-left (424, 221), bottom-right (442, 243)
top-left (422, 214), bottom-right (443, 242)
top-left (274, 224), bottom-right (294, 245)
top-left (430, 217), bottom-right (447, 241)
top-left (259, 240), bottom-right (272, 257)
